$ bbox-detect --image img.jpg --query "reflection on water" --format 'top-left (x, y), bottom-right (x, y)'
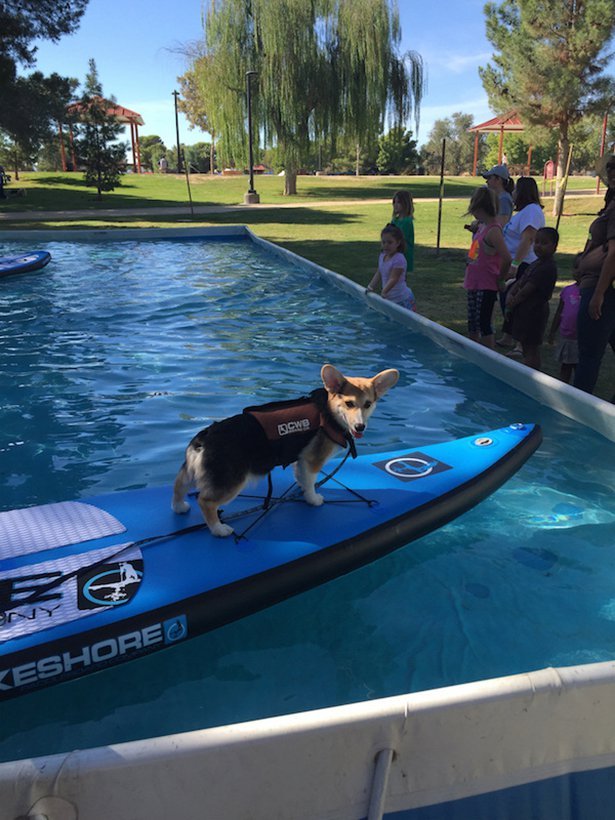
top-left (0, 237), bottom-right (614, 763)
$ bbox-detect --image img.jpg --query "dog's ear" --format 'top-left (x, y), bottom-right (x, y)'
top-left (321, 364), bottom-right (346, 394)
top-left (372, 369), bottom-right (399, 397)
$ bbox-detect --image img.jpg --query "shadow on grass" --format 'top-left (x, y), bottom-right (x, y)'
top-left (0, 207), bottom-right (364, 228)
top-left (301, 180), bottom-right (478, 200)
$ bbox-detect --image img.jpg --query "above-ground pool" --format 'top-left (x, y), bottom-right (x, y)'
top-left (0, 235), bottom-right (613, 764)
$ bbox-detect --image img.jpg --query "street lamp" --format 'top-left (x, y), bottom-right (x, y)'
top-left (172, 90), bottom-right (182, 174)
top-left (244, 70), bottom-right (260, 205)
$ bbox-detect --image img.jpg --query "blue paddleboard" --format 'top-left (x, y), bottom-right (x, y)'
top-left (0, 423), bottom-right (541, 700)
top-left (0, 251), bottom-right (51, 278)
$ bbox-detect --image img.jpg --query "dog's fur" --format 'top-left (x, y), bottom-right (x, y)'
top-left (172, 364), bottom-right (399, 537)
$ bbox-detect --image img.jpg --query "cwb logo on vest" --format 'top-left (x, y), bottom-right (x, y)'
top-left (374, 452), bottom-right (452, 482)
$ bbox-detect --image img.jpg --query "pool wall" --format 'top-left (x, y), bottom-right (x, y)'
top-left (3, 660), bottom-right (615, 819)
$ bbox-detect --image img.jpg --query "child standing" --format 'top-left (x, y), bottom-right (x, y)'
top-left (463, 187), bottom-right (512, 349)
top-left (366, 223), bottom-right (416, 311)
top-left (391, 191), bottom-right (415, 276)
top-left (503, 227), bottom-right (559, 370)
top-left (548, 271), bottom-right (581, 383)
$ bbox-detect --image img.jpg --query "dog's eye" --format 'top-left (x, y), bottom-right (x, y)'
top-left (345, 400), bottom-right (356, 408)
top-left (364, 401), bottom-right (372, 409)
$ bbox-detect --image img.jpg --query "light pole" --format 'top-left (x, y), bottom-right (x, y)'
top-left (172, 90), bottom-right (182, 174)
top-left (244, 70), bottom-right (260, 204)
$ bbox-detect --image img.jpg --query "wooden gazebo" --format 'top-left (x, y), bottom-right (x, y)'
top-left (468, 110), bottom-right (530, 176)
top-left (59, 98), bottom-right (145, 173)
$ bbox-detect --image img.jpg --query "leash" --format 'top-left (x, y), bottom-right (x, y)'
top-left (227, 446), bottom-right (375, 542)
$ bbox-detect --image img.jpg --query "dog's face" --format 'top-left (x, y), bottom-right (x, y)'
top-left (321, 364), bottom-right (399, 440)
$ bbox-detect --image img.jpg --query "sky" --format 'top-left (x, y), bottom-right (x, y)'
top-left (25, 0), bottom-right (498, 150)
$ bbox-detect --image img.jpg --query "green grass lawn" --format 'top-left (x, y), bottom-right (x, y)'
top-left (1, 173), bottom-right (612, 402)
top-left (1, 170), bottom-right (601, 211)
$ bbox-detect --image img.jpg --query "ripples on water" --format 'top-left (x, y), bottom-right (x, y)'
top-left (0, 237), bottom-right (614, 762)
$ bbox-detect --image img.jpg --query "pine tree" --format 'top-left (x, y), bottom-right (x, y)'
top-left (191, 0), bottom-right (424, 195)
top-left (75, 59), bottom-right (126, 199)
top-left (480, 0), bottom-right (615, 214)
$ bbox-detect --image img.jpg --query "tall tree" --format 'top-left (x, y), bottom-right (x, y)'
top-left (194, 0), bottom-right (424, 195)
top-left (420, 113), bottom-right (483, 174)
top-left (74, 59), bottom-right (126, 199)
top-left (0, 1), bottom-right (89, 131)
top-left (377, 126), bottom-right (419, 174)
top-left (139, 135), bottom-right (168, 172)
top-left (480, 0), bottom-right (615, 213)
top-left (1, 71), bottom-right (76, 178)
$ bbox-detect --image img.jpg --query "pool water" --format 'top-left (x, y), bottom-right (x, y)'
top-left (0, 236), bottom-right (614, 763)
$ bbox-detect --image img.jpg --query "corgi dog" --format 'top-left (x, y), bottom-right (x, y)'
top-left (172, 364), bottom-right (399, 537)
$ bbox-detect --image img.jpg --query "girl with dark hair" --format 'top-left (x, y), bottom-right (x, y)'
top-left (366, 224), bottom-right (416, 311)
top-left (391, 190), bottom-right (415, 275)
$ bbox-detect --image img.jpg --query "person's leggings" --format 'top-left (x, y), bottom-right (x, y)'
top-left (467, 289), bottom-right (498, 337)
top-left (573, 285), bottom-right (615, 394)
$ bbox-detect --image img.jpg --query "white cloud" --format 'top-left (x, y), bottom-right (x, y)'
top-left (425, 51), bottom-right (493, 75)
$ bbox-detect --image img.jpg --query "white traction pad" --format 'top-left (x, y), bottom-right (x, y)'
top-left (0, 501), bottom-right (126, 561)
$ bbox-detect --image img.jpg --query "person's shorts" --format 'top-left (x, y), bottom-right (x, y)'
top-left (556, 337), bottom-right (579, 365)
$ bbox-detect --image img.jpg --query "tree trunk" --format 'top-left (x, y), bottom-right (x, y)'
top-left (552, 134), bottom-right (569, 218)
top-left (284, 167), bottom-right (298, 195)
top-left (210, 132), bottom-right (215, 175)
top-left (356, 143), bottom-right (360, 176)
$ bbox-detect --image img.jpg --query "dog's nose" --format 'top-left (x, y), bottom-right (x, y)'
top-left (355, 423), bottom-right (366, 433)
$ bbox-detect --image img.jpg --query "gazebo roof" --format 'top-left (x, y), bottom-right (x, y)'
top-left (66, 97), bottom-right (144, 126)
top-left (468, 110), bottom-right (524, 133)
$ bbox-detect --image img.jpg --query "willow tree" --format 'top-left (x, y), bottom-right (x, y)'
top-left (480, 0), bottom-right (615, 215)
top-left (196, 0), bottom-right (424, 195)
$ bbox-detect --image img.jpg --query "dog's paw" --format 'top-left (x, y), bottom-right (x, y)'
top-left (305, 492), bottom-right (324, 507)
top-left (210, 522), bottom-right (234, 538)
top-left (172, 500), bottom-right (191, 514)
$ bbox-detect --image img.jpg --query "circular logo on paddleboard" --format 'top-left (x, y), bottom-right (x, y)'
top-left (473, 437), bottom-right (494, 447)
top-left (79, 560), bottom-right (143, 608)
top-left (385, 456), bottom-right (437, 479)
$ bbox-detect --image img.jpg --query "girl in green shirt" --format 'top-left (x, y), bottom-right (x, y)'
top-left (391, 190), bottom-right (415, 275)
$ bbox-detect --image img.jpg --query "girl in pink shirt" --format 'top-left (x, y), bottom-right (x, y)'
top-left (548, 272), bottom-right (582, 383)
top-left (366, 224), bottom-right (416, 311)
top-left (463, 187), bottom-right (512, 349)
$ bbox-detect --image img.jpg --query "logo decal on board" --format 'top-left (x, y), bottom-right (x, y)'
top-left (78, 560), bottom-right (144, 609)
top-left (164, 615), bottom-right (188, 643)
top-left (374, 452), bottom-right (452, 482)
top-left (473, 437), bottom-right (494, 447)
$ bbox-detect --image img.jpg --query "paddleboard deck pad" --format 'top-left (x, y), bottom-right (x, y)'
top-left (0, 423), bottom-right (541, 700)
top-left (0, 251), bottom-right (51, 278)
